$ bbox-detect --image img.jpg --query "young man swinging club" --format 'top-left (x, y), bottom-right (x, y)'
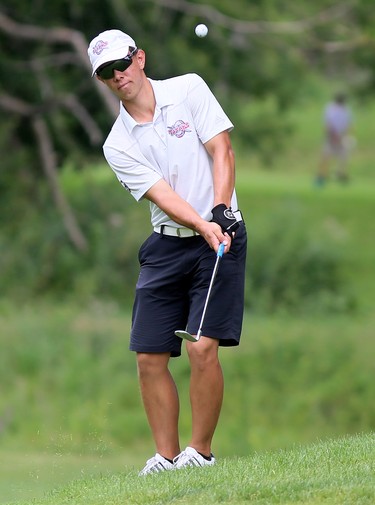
top-left (87, 29), bottom-right (247, 475)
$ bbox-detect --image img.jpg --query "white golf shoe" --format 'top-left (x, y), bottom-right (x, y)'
top-left (139, 453), bottom-right (175, 476)
top-left (174, 446), bottom-right (216, 469)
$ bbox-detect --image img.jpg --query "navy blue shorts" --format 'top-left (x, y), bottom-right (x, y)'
top-left (130, 223), bottom-right (247, 357)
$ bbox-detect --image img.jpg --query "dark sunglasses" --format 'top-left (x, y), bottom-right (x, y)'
top-left (96, 47), bottom-right (138, 79)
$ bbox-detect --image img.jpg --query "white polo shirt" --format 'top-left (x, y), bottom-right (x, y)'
top-left (103, 73), bottom-right (237, 228)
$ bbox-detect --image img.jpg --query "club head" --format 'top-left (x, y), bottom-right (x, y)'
top-left (174, 330), bottom-right (200, 342)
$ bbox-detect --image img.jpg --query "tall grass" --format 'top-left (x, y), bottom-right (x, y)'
top-left (1, 303), bottom-right (374, 457)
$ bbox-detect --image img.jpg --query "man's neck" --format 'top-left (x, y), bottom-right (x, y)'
top-left (122, 78), bottom-right (155, 124)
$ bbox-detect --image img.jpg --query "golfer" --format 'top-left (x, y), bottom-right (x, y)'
top-left (315, 92), bottom-right (353, 186)
top-left (88, 29), bottom-right (247, 475)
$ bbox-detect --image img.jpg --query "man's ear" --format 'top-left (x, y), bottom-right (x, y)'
top-left (136, 49), bottom-right (146, 70)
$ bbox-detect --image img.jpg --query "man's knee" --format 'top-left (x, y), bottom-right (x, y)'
top-left (187, 338), bottom-right (219, 369)
top-left (136, 352), bottom-right (170, 378)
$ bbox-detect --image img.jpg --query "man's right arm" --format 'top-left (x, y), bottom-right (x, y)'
top-left (144, 179), bottom-right (231, 254)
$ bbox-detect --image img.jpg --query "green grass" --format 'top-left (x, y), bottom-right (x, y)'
top-left (6, 433), bottom-right (374, 505)
top-left (235, 168), bottom-right (375, 312)
top-left (0, 452), bottom-right (128, 504)
top-left (1, 164), bottom-right (374, 501)
top-left (239, 90), bottom-right (375, 182)
top-left (1, 305), bottom-right (374, 455)
top-left (1, 305), bottom-right (374, 503)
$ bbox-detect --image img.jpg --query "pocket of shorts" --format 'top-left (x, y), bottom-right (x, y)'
top-left (138, 235), bottom-right (153, 264)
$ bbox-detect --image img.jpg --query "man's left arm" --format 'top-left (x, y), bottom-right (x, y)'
top-left (204, 131), bottom-right (240, 238)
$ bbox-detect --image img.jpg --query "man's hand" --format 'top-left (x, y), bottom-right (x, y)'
top-left (211, 204), bottom-right (239, 237)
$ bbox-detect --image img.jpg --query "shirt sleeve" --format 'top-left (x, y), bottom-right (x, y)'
top-left (104, 146), bottom-right (162, 202)
top-left (186, 74), bottom-right (234, 144)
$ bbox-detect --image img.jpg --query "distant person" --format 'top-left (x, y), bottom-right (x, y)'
top-left (87, 29), bottom-right (247, 475)
top-left (315, 93), bottom-right (353, 186)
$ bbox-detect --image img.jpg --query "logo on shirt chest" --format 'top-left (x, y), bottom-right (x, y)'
top-left (167, 120), bottom-right (191, 138)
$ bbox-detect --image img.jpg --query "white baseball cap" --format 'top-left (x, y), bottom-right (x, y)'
top-left (88, 29), bottom-right (137, 76)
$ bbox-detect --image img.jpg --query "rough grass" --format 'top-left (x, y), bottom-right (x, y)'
top-left (8, 433), bottom-right (374, 505)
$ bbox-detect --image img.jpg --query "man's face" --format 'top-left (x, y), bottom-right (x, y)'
top-left (96, 49), bottom-right (146, 102)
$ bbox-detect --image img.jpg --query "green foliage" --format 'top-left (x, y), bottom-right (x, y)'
top-left (247, 205), bottom-right (356, 314)
top-left (0, 163), bottom-right (363, 315)
top-left (232, 95), bottom-right (294, 164)
top-left (221, 315), bottom-right (375, 453)
top-left (3, 0), bottom-right (375, 187)
top-left (0, 165), bottom-right (146, 304)
top-left (1, 303), bottom-right (374, 456)
top-left (0, 303), bottom-right (144, 451)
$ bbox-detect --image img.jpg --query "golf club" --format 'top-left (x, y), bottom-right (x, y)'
top-left (175, 242), bottom-right (225, 342)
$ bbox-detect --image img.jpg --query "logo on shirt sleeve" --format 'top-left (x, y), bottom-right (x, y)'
top-left (167, 120), bottom-right (191, 138)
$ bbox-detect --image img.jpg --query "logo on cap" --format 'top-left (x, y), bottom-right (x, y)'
top-left (92, 40), bottom-right (108, 55)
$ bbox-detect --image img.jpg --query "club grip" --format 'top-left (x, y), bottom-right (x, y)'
top-left (217, 243), bottom-right (225, 258)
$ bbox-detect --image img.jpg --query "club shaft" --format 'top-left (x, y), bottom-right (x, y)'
top-left (196, 248), bottom-right (223, 339)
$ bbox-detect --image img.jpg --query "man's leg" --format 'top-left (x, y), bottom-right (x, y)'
top-left (336, 149), bottom-right (349, 183)
top-left (316, 152), bottom-right (331, 186)
top-left (186, 337), bottom-right (223, 456)
top-left (136, 352), bottom-right (180, 460)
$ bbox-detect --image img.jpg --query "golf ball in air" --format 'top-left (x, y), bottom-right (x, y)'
top-left (195, 24), bottom-right (208, 38)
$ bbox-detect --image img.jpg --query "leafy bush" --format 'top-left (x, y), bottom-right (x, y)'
top-left (246, 205), bottom-right (357, 314)
top-left (1, 303), bottom-right (374, 454)
top-left (0, 167), bottom-right (147, 305)
top-left (0, 166), bottom-right (357, 315)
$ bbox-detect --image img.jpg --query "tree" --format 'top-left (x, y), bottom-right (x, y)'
top-left (1, 0), bottom-right (374, 250)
